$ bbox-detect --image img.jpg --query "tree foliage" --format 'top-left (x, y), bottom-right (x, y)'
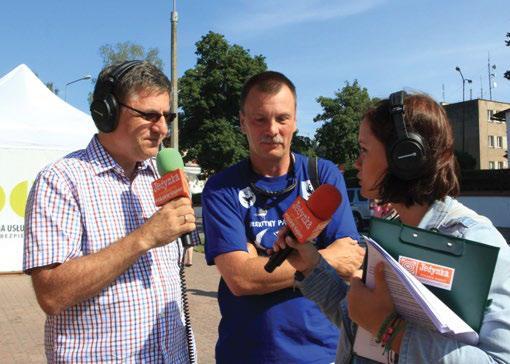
top-left (505, 33), bottom-right (510, 81)
top-left (179, 32), bottom-right (267, 176)
top-left (99, 41), bottom-right (163, 69)
top-left (89, 42), bottom-right (164, 104)
top-left (314, 80), bottom-right (377, 167)
top-left (45, 82), bottom-right (59, 95)
top-left (34, 70), bottom-right (59, 95)
top-left (292, 133), bottom-right (317, 157)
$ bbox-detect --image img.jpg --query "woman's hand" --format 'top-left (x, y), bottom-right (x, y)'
top-left (347, 262), bottom-right (395, 336)
top-left (271, 226), bottom-right (321, 275)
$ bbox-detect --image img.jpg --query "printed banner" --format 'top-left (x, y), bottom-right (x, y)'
top-left (0, 148), bottom-right (69, 272)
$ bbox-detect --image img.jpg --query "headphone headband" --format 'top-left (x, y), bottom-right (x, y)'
top-left (389, 91), bottom-right (408, 140)
top-left (108, 60), bottom-right (142, 90)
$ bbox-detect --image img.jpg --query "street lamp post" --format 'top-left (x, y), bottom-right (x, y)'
top-left (169, 0), bottom-right (179, 149)
top-left (455, 66), bottom-right (468, 152)
top-left (455, 66), bottom-right (466, 102)
top-left (65, 75), bottom-right (92, 101)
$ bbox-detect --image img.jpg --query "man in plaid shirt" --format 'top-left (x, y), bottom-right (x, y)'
top-left (24, 61), bottom-right (196, 363)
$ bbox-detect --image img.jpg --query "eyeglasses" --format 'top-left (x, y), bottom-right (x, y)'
top-left (119, 102), bottom-right (176, 123)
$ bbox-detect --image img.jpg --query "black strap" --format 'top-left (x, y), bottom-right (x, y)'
top-left (248, 155), bottom-right (297, 197)
top-left (307, 156), bottom-right (320, 189)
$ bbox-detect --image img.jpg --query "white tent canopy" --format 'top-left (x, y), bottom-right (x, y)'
top-left (0, 64), bottom-right (96, 150)
top-left (0, 64), bottom-right (96, 272)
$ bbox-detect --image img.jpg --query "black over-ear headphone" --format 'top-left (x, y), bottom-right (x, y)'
top-left (387, 91), bottom-right (427, 180)
top-left (90, 60), bottom-right (143, 133)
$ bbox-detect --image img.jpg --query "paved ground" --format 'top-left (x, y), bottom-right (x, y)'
top-left (0, 252), bottom-right (221, 364)
top-left (1, 224), bottom-right (508, 364)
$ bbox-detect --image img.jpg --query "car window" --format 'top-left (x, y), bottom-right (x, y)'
top-left (358, 193), bottom-right (367, 201)
top-left (347, 190), bottom-right (354, 202)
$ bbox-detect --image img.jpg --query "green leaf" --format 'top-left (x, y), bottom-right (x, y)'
top-left (179, 32), bottom-right (267, 176)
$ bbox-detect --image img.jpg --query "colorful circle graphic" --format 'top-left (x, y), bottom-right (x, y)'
top-left (10, 181), bottom-right (29, 218)
top-left (0, 185), bottom-right (5, 212)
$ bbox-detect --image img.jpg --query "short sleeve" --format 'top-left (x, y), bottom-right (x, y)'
top-left (23, 169), bottom-right (83, 272)
top-left (202, 182), bottom-right (249, 265)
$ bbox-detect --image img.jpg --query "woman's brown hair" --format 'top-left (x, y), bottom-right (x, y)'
top-left (363, 93), bottom-right (459, 207)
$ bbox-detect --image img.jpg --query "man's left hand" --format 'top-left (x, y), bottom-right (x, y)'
top-left (320, 237), bottom-right (365, 280)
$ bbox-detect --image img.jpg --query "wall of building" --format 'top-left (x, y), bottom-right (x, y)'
top-left (480, 100), bottom-right (508, 169)
top-left (444, 100), bottom-right (481, 168)
top-left (444, 99), bottom-right (509, 170)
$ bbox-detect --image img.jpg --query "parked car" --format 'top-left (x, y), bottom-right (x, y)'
top-left (347, 187), bottom-right (371, 230)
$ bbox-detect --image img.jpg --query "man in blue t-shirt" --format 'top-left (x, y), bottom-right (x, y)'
top-left (202, 71), bottom-right (365, 363)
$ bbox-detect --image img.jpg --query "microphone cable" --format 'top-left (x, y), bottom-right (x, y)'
top-left (178, 243), bottom-right (196, 364)
top-left (179, 229), bottom-right (202, 363)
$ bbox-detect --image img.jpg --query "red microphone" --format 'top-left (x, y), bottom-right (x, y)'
top-left (264, 184), bottom-right (342, 273)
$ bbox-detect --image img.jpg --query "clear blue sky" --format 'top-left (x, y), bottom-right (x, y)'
top-left (2, 0), bottom-right (509, 137)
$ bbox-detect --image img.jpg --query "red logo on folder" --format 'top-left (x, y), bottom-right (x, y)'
top-left (399, 256), bottom-right (455, 290)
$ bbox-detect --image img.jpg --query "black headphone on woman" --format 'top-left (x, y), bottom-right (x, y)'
top-left (387, 91), bottom-right (428, 180)
top-left (90, 60), bottom-right (143, 133)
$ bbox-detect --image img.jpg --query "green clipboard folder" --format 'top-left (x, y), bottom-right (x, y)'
top-left (369, 217), bottom-right (500, 332)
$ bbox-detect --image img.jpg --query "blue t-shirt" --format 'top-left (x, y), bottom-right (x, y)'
top-left (202, 154), bottom-right (359, 364)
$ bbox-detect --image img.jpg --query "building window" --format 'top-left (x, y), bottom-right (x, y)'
top-left (498, 161), bottom-right (504, 169)
top-left (488, 109), bottom-right (494, 122)
top-left (488, 161), bottom-right (495, 169)
top-left (496, 136), bottom-right (503, 148)
top-left (488, 135), bottom-right (495, 148)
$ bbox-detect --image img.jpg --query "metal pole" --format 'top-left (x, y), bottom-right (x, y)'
top-left (488, 53), bottom-right (492, 101)
top-left (480, 76), bottom-right (483, 99)
top-left (456, 67), bottom-right (465, 102)
top-left (455, 67), bottom-right (466, 151)
top-left (170, 0), bottom-right (179, 150)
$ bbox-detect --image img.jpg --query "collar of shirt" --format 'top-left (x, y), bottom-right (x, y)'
top-left (85, 135), bottom-right (157, 178)
top-left (418, 196), bottom-right (453, 230)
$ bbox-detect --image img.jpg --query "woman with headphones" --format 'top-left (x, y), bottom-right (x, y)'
top-left (273, 92), bottom-right (510, 363)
